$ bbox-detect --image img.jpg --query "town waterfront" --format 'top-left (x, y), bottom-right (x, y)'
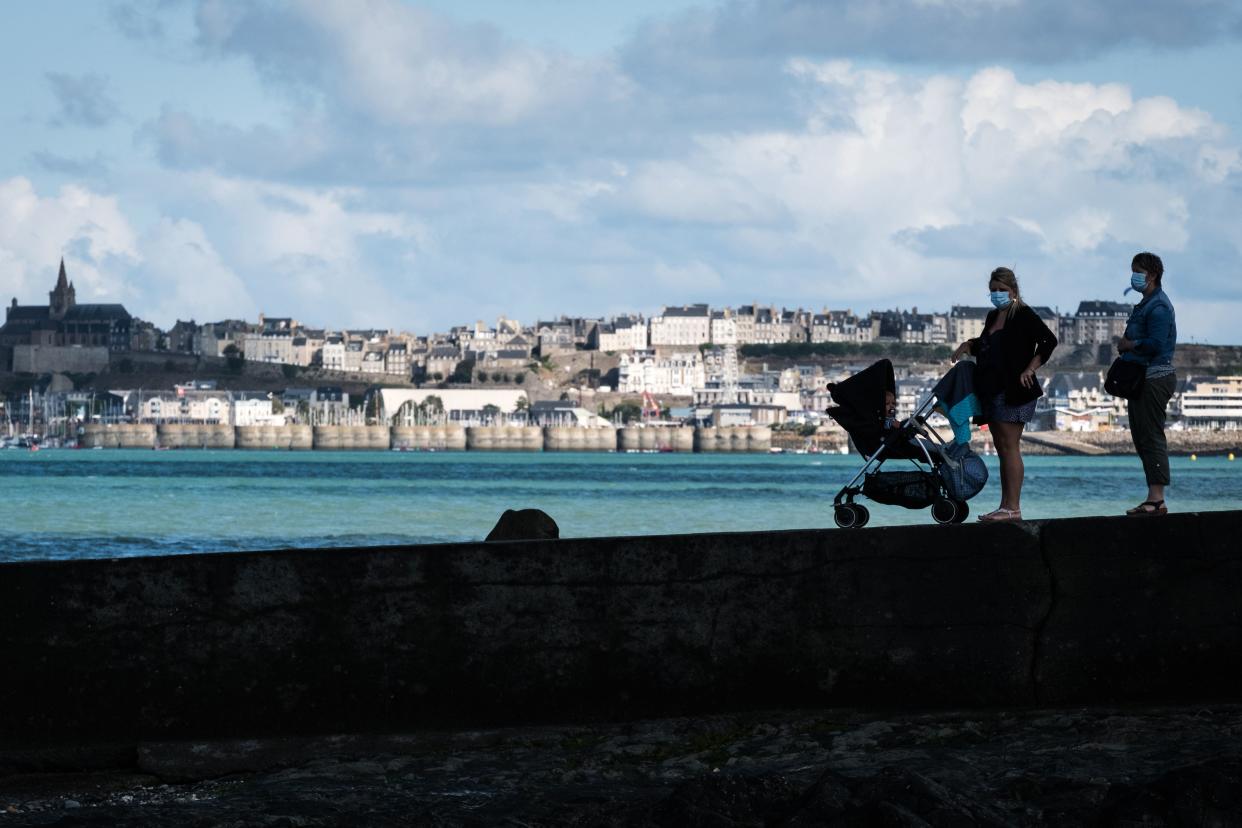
top-left (2, 449), bottom-right (1240, 561)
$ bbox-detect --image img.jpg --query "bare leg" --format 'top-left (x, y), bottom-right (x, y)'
top-left (991, 421), bottom-right (1026, 512)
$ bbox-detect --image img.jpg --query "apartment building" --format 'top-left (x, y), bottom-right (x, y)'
top-left (649, 304), bottom-right (711, 348)
top-left (1179, 376), bottom-right (1242, 430)
top-left (709, 310), bottom-right (737, 345)
top-left (1070, 301), bottom-right (1131, 346)
top-left (597, 316), bottom-right (648, 352)
top-left (618, 349), bottom-right (706, 395)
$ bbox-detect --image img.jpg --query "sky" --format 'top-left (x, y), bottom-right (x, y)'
top-left (1, 0), bottom-right (1241, 343)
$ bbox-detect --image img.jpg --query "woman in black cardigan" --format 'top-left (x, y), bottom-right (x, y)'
top-left (951, 267), bottom-right (1058, 522)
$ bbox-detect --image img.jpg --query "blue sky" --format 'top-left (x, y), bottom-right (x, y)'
top-left (2, 0), bottom-right (1241, 343)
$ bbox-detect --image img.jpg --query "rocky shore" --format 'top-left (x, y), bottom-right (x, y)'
top-left (3, 704), bottom-right (1240, 826)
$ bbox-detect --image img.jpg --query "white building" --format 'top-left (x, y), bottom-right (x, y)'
top-left (321, 335), bottom-right (345, 371)
top-left (710, 311), bottom-right (737, 345)
top-left (618, 349), bottom-right (705, 396)
top-left (1179, 376), bottom-right (1242, 430)
top-left (232, 396), bottom-right (285, 426)
top-left (649, 304), bottom-right (711, 348)
top-left (597, 317), bottom-right (648, 352)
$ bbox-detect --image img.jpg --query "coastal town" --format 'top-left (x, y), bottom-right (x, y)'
top-left (1, 260), bottom-right (1240, 452)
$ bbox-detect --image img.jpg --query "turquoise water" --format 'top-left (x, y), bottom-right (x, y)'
top-left (1, 449), bottom-right (1240, 561)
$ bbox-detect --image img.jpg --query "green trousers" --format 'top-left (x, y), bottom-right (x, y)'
top-left (1128, 372), bottom-right (1176, 487)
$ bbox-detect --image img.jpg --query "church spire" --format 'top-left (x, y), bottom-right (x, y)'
top-left (49, 257), bottom-right (76, 320)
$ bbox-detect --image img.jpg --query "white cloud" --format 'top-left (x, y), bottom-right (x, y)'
top-left (131, 218), bottom-right (258, 326)
top-left (0, 177), bottom-right (139, 304)
top-left (602, 62), bottom-right (1242, 324)
top-left (194, 0), bottom-right (629, 127)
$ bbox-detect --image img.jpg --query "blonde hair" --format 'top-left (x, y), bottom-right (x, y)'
top-left (990, 266), bottom-right (1024, 321)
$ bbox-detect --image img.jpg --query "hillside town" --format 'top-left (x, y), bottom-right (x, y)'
top-left (1, 260), bottom-right (1240, 442)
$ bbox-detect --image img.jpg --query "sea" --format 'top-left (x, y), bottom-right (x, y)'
top-left (1, 449), bottom-right (1239, 562)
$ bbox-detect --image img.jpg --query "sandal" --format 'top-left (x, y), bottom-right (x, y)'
top-left (1126, 500), bottom-right (1167, 516)
top-left (978, 508), bottom-right (1022, 522)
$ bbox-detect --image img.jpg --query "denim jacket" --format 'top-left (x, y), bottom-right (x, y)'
top-left (1120, 288), bottom-right (1176, 368)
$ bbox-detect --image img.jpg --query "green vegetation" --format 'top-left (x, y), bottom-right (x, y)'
top-left (281, 364), bottom-right (299, 380)
top-left (223, 343), bottom-right (245, 375)
top-left (600, 402), bottom-right (643, 423)
top-left (739, 341), bottom-right (952, 361)
top-left (448, 358), bottom-right (475, 384)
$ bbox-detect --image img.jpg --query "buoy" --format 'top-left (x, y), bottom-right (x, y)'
top-left (1190, 454), bottom-right (1197, 461)
top-left (1230, 452), bottom-right (1236, 461)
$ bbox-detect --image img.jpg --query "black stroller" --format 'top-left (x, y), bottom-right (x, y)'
top-left (826, 359), bottom-right (987, 528)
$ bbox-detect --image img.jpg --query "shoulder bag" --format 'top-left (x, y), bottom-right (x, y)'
top-left (1104, 358), bottom-right (1145, 400)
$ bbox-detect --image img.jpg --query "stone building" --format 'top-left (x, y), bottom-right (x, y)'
top-left (0, 259), bottom-right (132, 353)
top-left (1069, 300), bottom-right (1131, 346)
top-left (649, 304), bottom-right (711, 348)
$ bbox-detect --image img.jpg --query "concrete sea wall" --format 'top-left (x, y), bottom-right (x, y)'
top-left (695, 425), bottom-right (772, 452)
top-left (2, 511), bottom-right (1239, 750)
top-left (391, 425), bottom-right (468, 451)
top-left (78, 423), bottom-right (768, 452)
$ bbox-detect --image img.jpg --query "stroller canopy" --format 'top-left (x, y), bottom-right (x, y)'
top-left (827, 359), bottom-right (895, 457)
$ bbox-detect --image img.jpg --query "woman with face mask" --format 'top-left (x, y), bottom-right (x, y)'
top-left (1117, 251), bottom-right (1177, 515)
top-left (951, 267), bottom-right (1058, 521)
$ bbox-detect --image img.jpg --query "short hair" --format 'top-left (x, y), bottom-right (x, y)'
top-left (1132, 252), bottom-right (1164, 284)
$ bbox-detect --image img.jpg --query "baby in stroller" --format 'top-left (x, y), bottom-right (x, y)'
top-left (826, 359), bottom-right (988, 528)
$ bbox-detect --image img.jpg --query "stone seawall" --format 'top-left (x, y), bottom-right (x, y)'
top-left (2, 511), bottom-right (1239, 751)
top-left (78, 423), bottom-right (769, 452)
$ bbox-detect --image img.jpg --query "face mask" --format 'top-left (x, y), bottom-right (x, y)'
top-left (990, 291), bottom-right (1012, 309)
top-left (1130, 272), bottom-right (1148, 292)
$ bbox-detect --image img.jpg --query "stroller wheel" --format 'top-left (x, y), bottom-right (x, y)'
top-left (834, 504), bottom-right (862, 529)
top-left (931, 497), bottom-right (958, 525)
top-left (951, 500), bottom-right (969, 523)
top-left (854, 504), bottom-right (870, 528)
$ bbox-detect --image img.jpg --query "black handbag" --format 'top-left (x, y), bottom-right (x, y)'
top-left (1105, 358), bottom-right (1145, 400)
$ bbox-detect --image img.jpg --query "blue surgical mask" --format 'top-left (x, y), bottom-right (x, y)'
top-left (1130, 272), bottom-right (1148, 292)
top-left (990, 291), bottom-right (1012, 309)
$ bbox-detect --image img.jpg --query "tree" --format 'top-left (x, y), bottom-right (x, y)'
top-left (482, 403), bottom-right (501, 419)
top-left (432, 372), bottom-right (443, 382)
top-left (514, 397), bottom-right (529, 413)
top-left (514, 372), bottom-right (526, 385)
top-left (422, 395), bottom-right (444, 414)
top-left (223, 343), bottom-right (245, 375)
top-left (281, 364), bottom-right (298, 380)
top-left (477, 371), bottom-right (489, 383)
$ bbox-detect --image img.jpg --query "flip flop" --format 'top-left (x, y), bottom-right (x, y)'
top-left (1125, 500), bottom-right (1167, 516)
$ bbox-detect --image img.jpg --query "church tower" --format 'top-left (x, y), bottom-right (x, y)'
top-left (49, 258), bottom-right (76, 321)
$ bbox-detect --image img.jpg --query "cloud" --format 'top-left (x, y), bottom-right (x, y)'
top-left (109, 1), bottom-right (168, 40)
top-left (0, 178), bottom-right (139, 306)
top-left (31, 151), bottom-right (110, 177)
top-left (130, 218), bottom-right (258, 325)
top-left (625, 0), bottom-right (1242, 68)
top-left (193, 0), bottom-right (629, 127)
top-left (45, 73), bottom-right (121, 128)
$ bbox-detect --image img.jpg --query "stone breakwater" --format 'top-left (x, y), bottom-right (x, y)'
top-left (79, 423), bottom-right (772, 452)
top-left (2, 511), bottom-right (1239, 754)
top-left (3, 705), bottom-right (1240, 825)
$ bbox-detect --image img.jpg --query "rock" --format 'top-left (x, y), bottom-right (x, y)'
top-left (652, 773), bottom-right (802, 826)
top-left (485, 509), bottom-right (559, 542)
